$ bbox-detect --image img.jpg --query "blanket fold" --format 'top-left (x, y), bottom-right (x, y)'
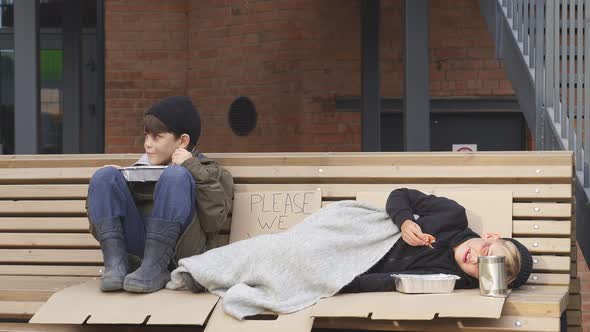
top-left (166, 200), bottom-right (401, 319)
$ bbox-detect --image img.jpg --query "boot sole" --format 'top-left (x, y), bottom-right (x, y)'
top-left (123, 278), bottom-right (169, 293)
top-left (100, 278), bottom-right (124, 292)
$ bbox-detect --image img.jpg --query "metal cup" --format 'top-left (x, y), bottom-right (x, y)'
top-left (478, 255), bottom-right (508, 297)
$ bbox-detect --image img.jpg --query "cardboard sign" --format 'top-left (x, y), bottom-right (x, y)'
top-left (229, 191), bottom-right (322, 243)
top-left (356, 189), bottom-right (513, 237)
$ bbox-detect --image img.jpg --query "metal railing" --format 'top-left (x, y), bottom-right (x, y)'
top-left (498, 0), bottom-right (590, 196)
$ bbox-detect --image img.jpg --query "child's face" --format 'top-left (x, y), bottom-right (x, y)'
top-left (144, 132), bottom-right (182, 165)
top-left (453, 234), bottom-right (509, 279)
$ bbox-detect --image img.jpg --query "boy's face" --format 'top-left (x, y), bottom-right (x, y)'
top-left (144, 132), bottom-right (182, 165)
top-left (453, 233), bottom-right (509, 279)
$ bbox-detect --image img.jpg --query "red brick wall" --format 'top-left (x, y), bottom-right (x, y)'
top-left (105, 0), bottom-right (514, 153)
top-left (105, 0), bottom-right (189, 153)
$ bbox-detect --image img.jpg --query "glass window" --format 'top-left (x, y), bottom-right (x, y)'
top-left (40, 49), bottom-right (63, 153)
top-left (0, 49), bottom-right (14, 154)
top-left (0, 0), bottom-right (14, 29)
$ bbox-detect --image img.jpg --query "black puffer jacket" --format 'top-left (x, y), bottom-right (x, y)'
top-left (340, 188), bottom-right (479, 293)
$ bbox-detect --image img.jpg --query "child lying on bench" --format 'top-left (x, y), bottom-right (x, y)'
top-left (167, 188), bottom-right (533, 319)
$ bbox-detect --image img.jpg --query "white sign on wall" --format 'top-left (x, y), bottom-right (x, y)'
top-left (452, 144), bottom-right (478, 152)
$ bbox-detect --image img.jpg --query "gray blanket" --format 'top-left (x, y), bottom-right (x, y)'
top-left (166, 200), bottom-right (401, 319)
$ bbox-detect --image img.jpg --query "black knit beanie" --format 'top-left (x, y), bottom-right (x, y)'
top-left (503, 237), bottom-right (533, 288)
top-left (145, 96), bottom-right (201, 148)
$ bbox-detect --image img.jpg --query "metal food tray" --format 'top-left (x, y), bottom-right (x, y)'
top-left (391, 273), bottom-right (460, 294)
top-left (119, 166), bottom-right (167, 182)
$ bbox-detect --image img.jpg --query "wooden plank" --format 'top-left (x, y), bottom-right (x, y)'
top-left (215, 232), bottom-right (570, 255)
top-left (0, 276), bottom-right (91, 302)
top-left (0, 165), bottom-right (572, 184)
top-left (532, 256), bottom-right (571, 272)
top-left (0, 250), bottom-right (102, 263)
top-left (225, 165), bottom-right (572, 181)
top-left (513, 220), bottom-right (571, 236)
top-left (0, 151), bottom-right (573, 168)
top-left (516, 285), bottom-right (569, 294)
top-left (501, 293), bottom-right (567, 317)
top-left (0, 218), bottom-right (89, 232)
top-left (234, 183), bottom-right (573, 199)
top-left (0, 265), bottom-right (102, 277)
top-left (323, 202), bottom-right (573, 219)
top-left (514, 238), bottom-right (571, 254)
top-left (314, 315), bottom-right (561, 331)
top-left (0, 185), bottom-right (88, 199)
top-left (0, 168), bottom-right (96, 184)
top-left (526, 273), bottom-right (571, 285)
top-left (0, 301), bottom-right (43, 319)
top-left (0, 201), bottom-right (86, 216)
top-left (513, 203), bottom-right (572, 218)
top-left (0, 233), bottom-right (98, 248)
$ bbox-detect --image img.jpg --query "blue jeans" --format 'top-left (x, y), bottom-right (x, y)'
top-left (87, 165), bottom-right (195, 258)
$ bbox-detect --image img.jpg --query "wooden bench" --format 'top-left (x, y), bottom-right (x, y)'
top-left (0, 151), bottom-right (580, 331)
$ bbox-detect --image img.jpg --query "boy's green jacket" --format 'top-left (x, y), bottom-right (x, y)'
top-left (87, 151), bottom-right (234, 262)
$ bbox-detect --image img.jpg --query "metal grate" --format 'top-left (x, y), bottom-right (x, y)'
top-left (228, 96), bottom-right (257, 136)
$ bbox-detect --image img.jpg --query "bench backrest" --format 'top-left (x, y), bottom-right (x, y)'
top-left (0, 152), bottom-right (574, 289)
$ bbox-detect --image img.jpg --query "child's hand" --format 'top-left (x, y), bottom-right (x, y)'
top-left (171, 148), bottom-right (193, 165)
top-left (400, 220), bottom-right (435, 247)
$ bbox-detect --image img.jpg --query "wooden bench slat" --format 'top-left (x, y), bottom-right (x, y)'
top-left (513, 220), bottom-right (571, 236)
top-left (0, 276), bottom-right (91, 302)
top-left (0, 185), bottom-right (88, 199)
top-left (0, 152), bottom-right (573, 168)
top-left (322, 201), bottom-right (572, 218)
top-left (513, 238), bottom-right (571, 254)
top-left (225, 166), bottom-right (572, 180)
top-left (0, 301), bottom-right (43, 319)
top-left (0, 218), bottom-right (89, 232)
top-left (234, 183), bottom-right (573, 199)
top-left (0, 234), bottom-right (98, 248)
top-left (513, 203), bottom-right (572, 218)
top-left (0, 265), bottom-right (102, 277)
top-left (532, 256), bottom-right (570, 272)
top-left (0, 168), bottom-right (96, 184)
top-left (0, 201), bottom-right (86, 216)
top-left (315, 315), bottom-right (561, 332)
top-left (527, 273), bottom-right (571, 285)
top-left (211, 234), bottom-right (573, 255)
top-left (0, 184), bottom-right (573, 201)
top-left (0, 165), bottom-right (573, 185)
top-left (0, 250), bottom-right (102, 263)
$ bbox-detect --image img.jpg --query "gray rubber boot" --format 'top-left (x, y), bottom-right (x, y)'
top-left (123, 218), bottom-right (181, 293)
top-left (93, 217), bottom-right (128, 292)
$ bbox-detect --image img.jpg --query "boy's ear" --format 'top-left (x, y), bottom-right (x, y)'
top-left (179, 134), bottom-right (190, 149)
top-left (482, 233), bottom-right (501, 240)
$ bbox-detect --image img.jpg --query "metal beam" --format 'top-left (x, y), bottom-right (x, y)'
top-left (14, 0), bottom-right (39, 154)
top-left (403, 0), bottom-right (430, 151)
top-left (93, 0), bottom-right (105, 153)
top-left (361, 0), bottom-right (381, 152)
top-left (62, 0), bottom-right (83, 153)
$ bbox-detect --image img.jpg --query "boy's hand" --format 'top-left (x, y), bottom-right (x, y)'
top-left (172, 148), bottom-right (193, 165)
top-left (400, 219), bottom-right (435, 247)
